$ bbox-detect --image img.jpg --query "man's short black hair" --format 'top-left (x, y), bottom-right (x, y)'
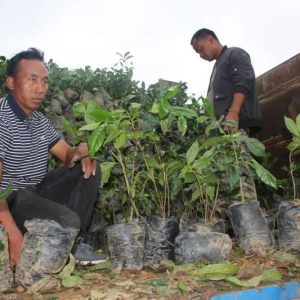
top-left (7, 48), bottom-right (45, 77)
top-left (190, 28), bottom-right (219, 45)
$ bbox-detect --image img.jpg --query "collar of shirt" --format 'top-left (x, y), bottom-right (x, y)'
top-left (6, 93), bottom-right (42, 124)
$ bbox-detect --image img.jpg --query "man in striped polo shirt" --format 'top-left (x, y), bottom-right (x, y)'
top-left (0, 48), bottom-right (107, 272)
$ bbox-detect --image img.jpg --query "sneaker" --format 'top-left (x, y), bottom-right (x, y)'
top-left (71, 243), bottom-right (108, 266)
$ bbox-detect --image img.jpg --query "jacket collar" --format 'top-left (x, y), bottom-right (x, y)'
top-left (217, 45), bottom-right (228, 60)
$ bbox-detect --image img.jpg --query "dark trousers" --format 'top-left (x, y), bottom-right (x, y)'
top-left (7, 163), bottom-right (101, 235)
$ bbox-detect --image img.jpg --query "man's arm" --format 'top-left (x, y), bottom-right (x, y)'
top-left (225, 48), bottom-right (255, 130)
top-left (224, 93), bottom-right (245, 130)
top-left (0, 162), bottom-right (23, 270)
top-left (49, 139), bottom-right (97, 179)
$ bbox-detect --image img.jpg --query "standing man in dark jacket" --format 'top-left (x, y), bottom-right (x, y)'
top-left (191, 28), bottom-right (261, 136)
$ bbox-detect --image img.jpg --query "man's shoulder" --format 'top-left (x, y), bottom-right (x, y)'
top-left (0, 96), bottom-right (8, 107)
top-left (225, 46), bottom-right (250, 57)
top-left (0, 96), bottom-right (12, 128)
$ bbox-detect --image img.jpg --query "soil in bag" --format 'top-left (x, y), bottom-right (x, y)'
top-left (106, 219), bottom-right (145, 272)
top-left (227, 201), bottom-right (273, 255)
top-left (277, 201), bottom-right (300, 251)
top-left (144, 215), bottom-right (179, 268)
top-left (175, 231), bottom-right (232, 264)
top-left (185, 218), bottom-right (226, 234)
top-left (16, 218), bottom-right (79, 287)
top-left (0, 225), bottom-right (14, 292)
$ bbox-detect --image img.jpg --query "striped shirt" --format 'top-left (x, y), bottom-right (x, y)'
top-left (0, 94), bottom-right (60, 190)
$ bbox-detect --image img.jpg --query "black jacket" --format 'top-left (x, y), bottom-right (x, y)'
top-left (209, 46), bottom-right (262, 135)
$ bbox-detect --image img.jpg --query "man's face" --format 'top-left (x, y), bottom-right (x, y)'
top-left (192, 36), bottom-right (216, 62)
top-left (6, 59), bottom-right (49, 116)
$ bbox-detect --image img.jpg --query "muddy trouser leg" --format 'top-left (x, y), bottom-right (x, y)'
top-left (7, 162), bottom-right (101, 234)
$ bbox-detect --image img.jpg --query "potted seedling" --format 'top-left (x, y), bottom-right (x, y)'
top-left (64, 100), bottom-right (148, 271)
top-left (193, 98), bottom-right (276, 256)
top-left (277, 115), bottom-right (300, 250)
top-left (176, 139), bottom-right (232, 264)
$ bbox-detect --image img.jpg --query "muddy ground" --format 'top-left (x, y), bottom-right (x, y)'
top-left (1, 247), bottom-right (300, 300)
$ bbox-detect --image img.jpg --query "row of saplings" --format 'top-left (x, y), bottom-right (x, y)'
top-left (106, 115), bottom-right (300, 271)
top-left (105, 200), bottom-right (299, 272)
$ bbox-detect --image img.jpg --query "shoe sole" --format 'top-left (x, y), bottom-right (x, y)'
top-left (75, 257), bottom-right (109, 266)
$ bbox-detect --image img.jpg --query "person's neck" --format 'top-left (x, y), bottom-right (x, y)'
top-left (215, 44), bottom-right (224, 60)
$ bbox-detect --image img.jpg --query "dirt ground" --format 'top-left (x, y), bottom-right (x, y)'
top-left (1, 248), bottom-right (300, 300)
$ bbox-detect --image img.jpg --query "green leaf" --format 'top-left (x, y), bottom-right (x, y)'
top-left (87, 125), bottom-right (106, 157)
top-left (296, 114), bottom-right (300, 133)
top-left (201, 97), bottom-right (214, 118)
top-left (192, 187), bottom-right (201, 202)
top-left (261, 268), bottom-right (282, 282)
top-left (149, 278), bottom-right (168, 287)
top-left (226, 273), bottom-right (265, 287)
top-left (197, 115), bottom-right (210, 124)
top-left (130, 102), bottom-right (141, 110)
top-left (79, 122), bottom-right (101, 131)
top-left (158, 98), bottom-right (171, 119)
top-left (114, 132), bottom-right (126, 149)
top-left (85, 100), bottom-right (102, 123)
top-left (199, 136), bottom-right (227, 150)
top-left (62, 116), bottom-right (76, 137)
top-left (203, 173), bottom-right (219, 184)
top-left (167, 160), bottom-right (183, 176)
top-left (241, 137), bottom-right (265, 157)
top-left (151, 102), bottom-right (159, 114)
top-left (174, 263), bottom-right (194, 273)
top-left (225, 276), bottom-right (251, 287)
top-left (100, 162), bottom-right (116, 187)
top-left (192, 158), bottom-right (211, 174)
top-left (193, 263), bottom-right (238, 280)
top-left (160, 114), bottom-right (175, 135)
top-left (271, 251), bottom-right (297, 263)
top-left (90, 261), bottom-right (111, 271)
top-left (146, 157), bottom-right (161, 170)
top-left (177, 116), bottom-right (188, 136)
top-left (105, 130), bottom-right (125, 144)
top-left (160, 259), bottom-right (175, 267)
top-left (90, 290), bottom-right (107, 299)
top-left (178, 280), bottom-right (190, 294)
top-left (172, 106), bottom-right (197, 118)
top-left (163, 86), bottom-right (179, 100)
top-left (284, 116), bottom-right (300, 137)
top-left (251, 159), bottom-right (277, 188)
top-left (59, 254), bottom-right (75, 280)
top-left (228, 166), bottom-right (240, 188)
top-left (247, 275), bottom-right (263, 287)
top-left (88, 109), bottom-right (115, 122)
top-left (62, 275), bottom-right (84, 288)
top-left (0, 182), bottom-right (13, 201)
top-left (72, 102), bottom-right (86, 115)
top-left (186, 141), bottom-right (199, 165)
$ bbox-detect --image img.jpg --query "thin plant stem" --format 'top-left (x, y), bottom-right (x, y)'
top-left (210, 181), bottom-right (220, 219)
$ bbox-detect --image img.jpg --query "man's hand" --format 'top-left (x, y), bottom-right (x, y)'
top-left (223, 92), bottom-right (245, 133)
top-left (224, 110), bottom-right (239, 133)
top-left (50, 140), bottom-right (97, 179)
top-left (69, 142), bottom-right (97, 179)
top-left (7, 224), bottom-right (23, 270)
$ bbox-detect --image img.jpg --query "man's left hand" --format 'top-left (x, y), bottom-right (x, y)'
top-left (69, 142), bottom-right (97, 179)
top-left (224, 110), bottom-right (239, 133)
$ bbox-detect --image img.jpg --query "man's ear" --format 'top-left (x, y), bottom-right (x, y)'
top-left (207, 35), bottom-right (214, 44)
top-left (6, 76), bottom-right (15, 90)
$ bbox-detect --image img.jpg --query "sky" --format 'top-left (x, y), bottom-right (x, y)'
top-left (1, 0), bottom-right (300, 98)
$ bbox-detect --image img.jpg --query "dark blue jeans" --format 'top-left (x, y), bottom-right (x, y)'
top-left (7, 163), bottom-right (101, 235)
